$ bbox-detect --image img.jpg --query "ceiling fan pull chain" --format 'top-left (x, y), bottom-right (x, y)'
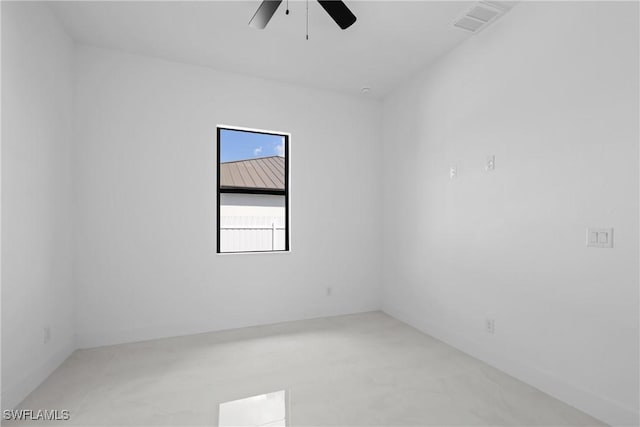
top-left (285, 0), bottom-right (289, 15)
top-left (306, 0), bottom-right (309, 40)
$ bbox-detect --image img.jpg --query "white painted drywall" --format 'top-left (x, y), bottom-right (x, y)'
top-left (0, 0), bottom-right (3, 413)
top-left (73, 45), bottom-right (383, 348)
top-left (1, 2), bottom-right (75, 410)
top-left (382, 2), bottom-right (639, 426)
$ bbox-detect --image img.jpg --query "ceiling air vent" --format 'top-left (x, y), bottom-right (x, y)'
top-left (453, 1), bottom-right (508, 33)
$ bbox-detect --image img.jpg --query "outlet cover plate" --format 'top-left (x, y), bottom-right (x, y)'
top-left (586, 227), bottom-right (613, 248)
top-left (486, 155), bottom-right (495, 171)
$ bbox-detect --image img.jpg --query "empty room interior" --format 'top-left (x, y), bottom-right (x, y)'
top-left (1, 0), bottom-right (639, 426)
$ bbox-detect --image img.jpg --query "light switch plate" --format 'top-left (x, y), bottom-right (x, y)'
top-left (586, 227), bottom-right (613, 248)
top-left (450, 166), bottom-right (457, 179)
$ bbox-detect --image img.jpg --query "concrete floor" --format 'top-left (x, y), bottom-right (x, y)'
top-left (7, 312), bottom-right (605, 426)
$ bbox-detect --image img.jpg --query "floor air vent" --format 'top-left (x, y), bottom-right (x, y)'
top-left (453, 1), bottom-right (509, 33)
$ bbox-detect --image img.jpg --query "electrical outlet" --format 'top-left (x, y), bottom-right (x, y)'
top-left (485, 318), bottom-right (495, 334)
top-left (486, 155), bottom-right (495, 171)
top-left (586, 227), bottom-right (613, 248)
top-left (44, 326), bottom-right (51, 344)
top-left (326, 287), bottom-right (332, 296)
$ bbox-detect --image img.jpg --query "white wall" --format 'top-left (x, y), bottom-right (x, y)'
top-left (3, 3), bottom-right (637, 423)
top-left (220, 193), bottom-right (286, 252)
top-left (1, 2), bottom-right (75, 410)
top-left (73, 45), bottom-right (383, 348)
top-left (382, 2), bottom-right (639, 426)
top-left (220, 193), bottom-right (285, 218)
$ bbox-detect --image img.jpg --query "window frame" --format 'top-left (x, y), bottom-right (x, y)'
top-left (216, 125), bottom-right (290, 254)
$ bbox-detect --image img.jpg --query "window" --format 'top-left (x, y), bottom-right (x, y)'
top-left (217, 127), bottom-right (289, 253)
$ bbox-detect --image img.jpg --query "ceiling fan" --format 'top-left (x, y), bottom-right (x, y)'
top-left (249, 0), bottom-right (357, 31)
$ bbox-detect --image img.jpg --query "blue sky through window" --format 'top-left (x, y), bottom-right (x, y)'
top-left (220, 128), bottom-right (285, 163)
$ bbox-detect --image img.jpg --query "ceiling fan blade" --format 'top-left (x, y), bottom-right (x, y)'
top-left (249, 0), bottom-right (283, 29)
top-left (317, 1), bottom-right (356, 30)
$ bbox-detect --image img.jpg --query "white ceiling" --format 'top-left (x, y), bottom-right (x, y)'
top-left (51, 1), bottom-right (489, 98)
